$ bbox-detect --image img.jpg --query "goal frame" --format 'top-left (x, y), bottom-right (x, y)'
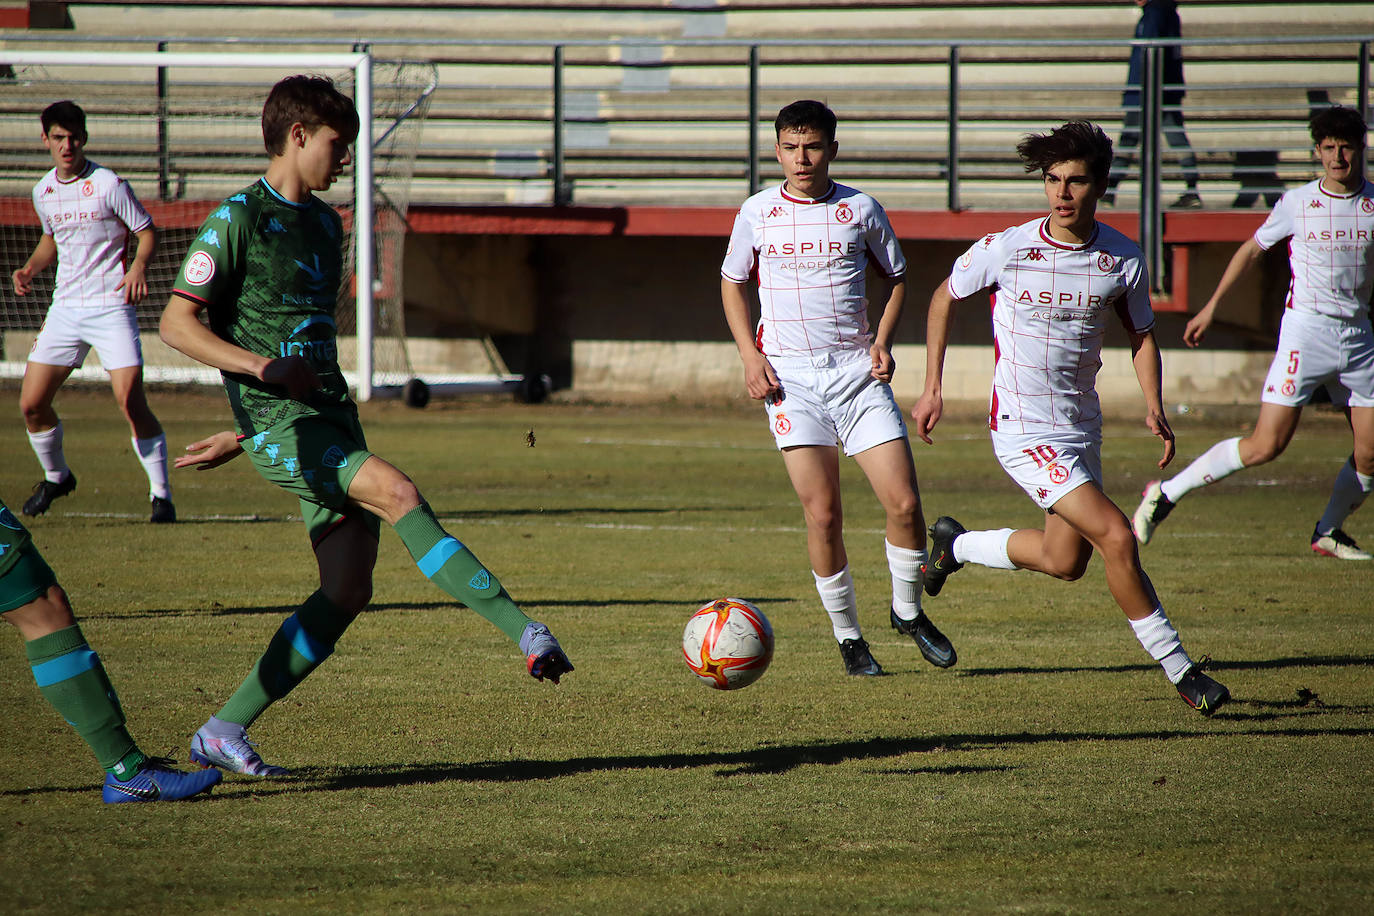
top-left (0, 49), bottom-right (387, 400)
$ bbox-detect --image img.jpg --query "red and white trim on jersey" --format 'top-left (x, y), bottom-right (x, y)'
top-left (949, 216), bottom-right (1154, 435)
top-left (31, 160), bottom-right (152, 310)
top-left (1254, 178), bottom-right (1374, 324)
top-left (721, 181), bottom-right (906, 358)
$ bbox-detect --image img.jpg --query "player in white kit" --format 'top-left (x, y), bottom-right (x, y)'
top-left (1133, 106), bottom-right (1374, 560)
top-left (911, 121), bottom-right (1229, 715)
top-left (721, 100), bottom-right (955, 677)
top-left (10, 101), bottom-right (174, 524)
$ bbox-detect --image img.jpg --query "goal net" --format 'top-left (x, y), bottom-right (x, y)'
top-left (0, 49), bottom-right (436, 400)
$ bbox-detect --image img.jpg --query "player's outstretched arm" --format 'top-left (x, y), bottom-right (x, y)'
top-left (911, 277), bottom-right (960, 444)
top-left (161, 294), bottom-right (322, 399)
top-left (174, 430), bottom-right (243, 470)
top-left (115, 227), bottom-right (156, 305)
top-left (1184, 236), bottom-right (1265, 348)
top-left (11, 234), bottom-right (57, 295)
top-left (1129, 326), bottom-right (1176, 469)
top-left (721, 277), bottom-right (780, 401)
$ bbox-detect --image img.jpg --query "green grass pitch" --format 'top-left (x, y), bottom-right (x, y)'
top-left (1, 387), bottom-right (1371, 914)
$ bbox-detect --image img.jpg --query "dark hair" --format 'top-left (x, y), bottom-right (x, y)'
top-left (1016, 120), bottom-right (1114, 184)
top-left (775, 100), bottom-right (838, 143)
top-left (1309, 105), bottom-right (1367, 148)
top-left (41, 100), bottom-right (87, 142)
top-left (261, 75), bottom-right (360, 156)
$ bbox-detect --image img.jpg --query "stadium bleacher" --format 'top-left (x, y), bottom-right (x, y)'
top-left (2, 2), bottom-right (1371, 399)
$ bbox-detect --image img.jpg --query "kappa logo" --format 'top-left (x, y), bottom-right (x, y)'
top-left (322, 445), bottom-right (348, 469)
top-left (1309, 199), bottom-right (1325, 209)
top-left (1022, 249), bottom-right (1047, 262)
top-left (265, 218), bottom-right (287, 234)
top-left (251, 432), bottom-right (268, 451)
top-left (1097, 252), bottom-right (1115, 272)
top-left (263, 443), bottom-right (281, 464)
top-left (834, 202), bottom-right (854, 224)
top-left (469, 569), bottom-right (491, 590)
top-left (198, 228), bottom-right (221, 248)
top-left (211, 205), bottom-right (233, 221)
top-left (980, 233), bottom-right (997, 248)
top-left (229, 193), bottom-right (248, 204)
top-left (42, 185), bottom-right (54, 196)
top-left (767, 206), bottom-right (788, 219)
top-left (1036, 487), bottom-right (1049, 501)
top-left (774, 412), bottom-right (792, 436)
top-left (1266, 384), bottom-right (1276, 393)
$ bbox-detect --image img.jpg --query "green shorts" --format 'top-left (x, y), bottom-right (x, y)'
top-left (0, 545), bottom-right (58, 613)
top-left (241, 409), bottom-right (382, 545)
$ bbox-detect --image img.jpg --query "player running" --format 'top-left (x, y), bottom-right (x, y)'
top-left (159, 76), bottom-right (572, 778)
top-left (721, 100), bottom-right (955, 677)
top-left (911, 120), bottom-right (1229, 715)
top-left (11, 101), bottom-right (175, 524)
top-left (1, 497), bottom-right (220, 802)
top-left (1133, 106), bottom-right (1374, 560)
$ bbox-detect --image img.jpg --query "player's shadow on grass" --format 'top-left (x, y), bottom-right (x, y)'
top-left (958, 654), bottom-right (1373, 677)
top-left (206, 722), bottom-right (1374, 797)
top-left (434, 505), bottom-right (762, 520)
top-left (88, 595), bottom-right (688, 620)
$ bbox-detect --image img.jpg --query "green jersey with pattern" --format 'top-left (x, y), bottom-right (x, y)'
top-left (172, 178), bottom-right (352, 435)
top-left (0, 501), bottom-right (35, 580)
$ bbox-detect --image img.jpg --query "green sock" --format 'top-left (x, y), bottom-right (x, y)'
top-left (217, 590), bottom-right (352, 727)
top-left (394, 503), bottom-right (532, 643)
top-left (26, 625), bottom-right (145, 778)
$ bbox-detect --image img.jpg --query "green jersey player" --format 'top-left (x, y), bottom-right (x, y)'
top-left (160, 76), bottom-right (572, 779)
top-left (1, 498), bottom-right (220, 802)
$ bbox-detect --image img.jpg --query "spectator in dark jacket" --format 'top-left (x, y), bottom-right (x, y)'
top-left (1105, 0), bottom-right (1202, 208)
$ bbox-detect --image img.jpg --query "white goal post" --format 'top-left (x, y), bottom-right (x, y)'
top-left (0, 48), bottom-right (432, 402)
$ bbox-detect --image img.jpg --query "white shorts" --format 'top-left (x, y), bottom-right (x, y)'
top-left (29, 305), bottom-right (144, 372)
top-left (991, 428), bottom-right (1102, 511)
top-left (764, 350), bottom-right (908, 456)
top-left (1260, 310), bottom-right (1374, 409)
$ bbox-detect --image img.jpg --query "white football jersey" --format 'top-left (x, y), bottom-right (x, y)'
top-left (1253, 178), bottom-right (1374, 324)
top-left (721, 181), bottom-right (906, 358)
top-left (949, 217), bottom-right (1155, 434)
top-left (30, 160), bottom-right (152, 310)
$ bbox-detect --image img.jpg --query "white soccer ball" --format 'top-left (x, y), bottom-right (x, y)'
top-left (681, 598), bottom-right (774, 690)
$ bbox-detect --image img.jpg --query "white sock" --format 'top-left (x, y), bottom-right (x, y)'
top-left (132, 434), bottom-right (172, 500)
top-left (814, 566), bottom-right (862, 642)
top-left (1161, 437), bottom-right (1243, 503)
top-left (27, 423), bottom-right (70, 483)
top-left (1316, 456), bottom-right (1373, 536)
top-left (885, 540), bottom-right (925, 621)
top-left (954, 528), bottom-right (1017, 570)
top-left (1129, 608), bottom-right (1193, 684)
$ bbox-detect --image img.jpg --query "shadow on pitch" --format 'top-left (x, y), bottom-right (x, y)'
top-left (957, 654), bottom-right (1373, 678)
top-left (189, 722), bottom-right (1374, 798)
top-left (85, 596), bottom-right (688, 621)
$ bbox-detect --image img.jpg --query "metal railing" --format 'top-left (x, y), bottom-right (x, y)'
top-left (2, 32), bottom-right (1372, 286)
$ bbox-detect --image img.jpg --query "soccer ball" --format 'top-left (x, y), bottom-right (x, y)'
top-left (682, 598), bottom-right (774, 690)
